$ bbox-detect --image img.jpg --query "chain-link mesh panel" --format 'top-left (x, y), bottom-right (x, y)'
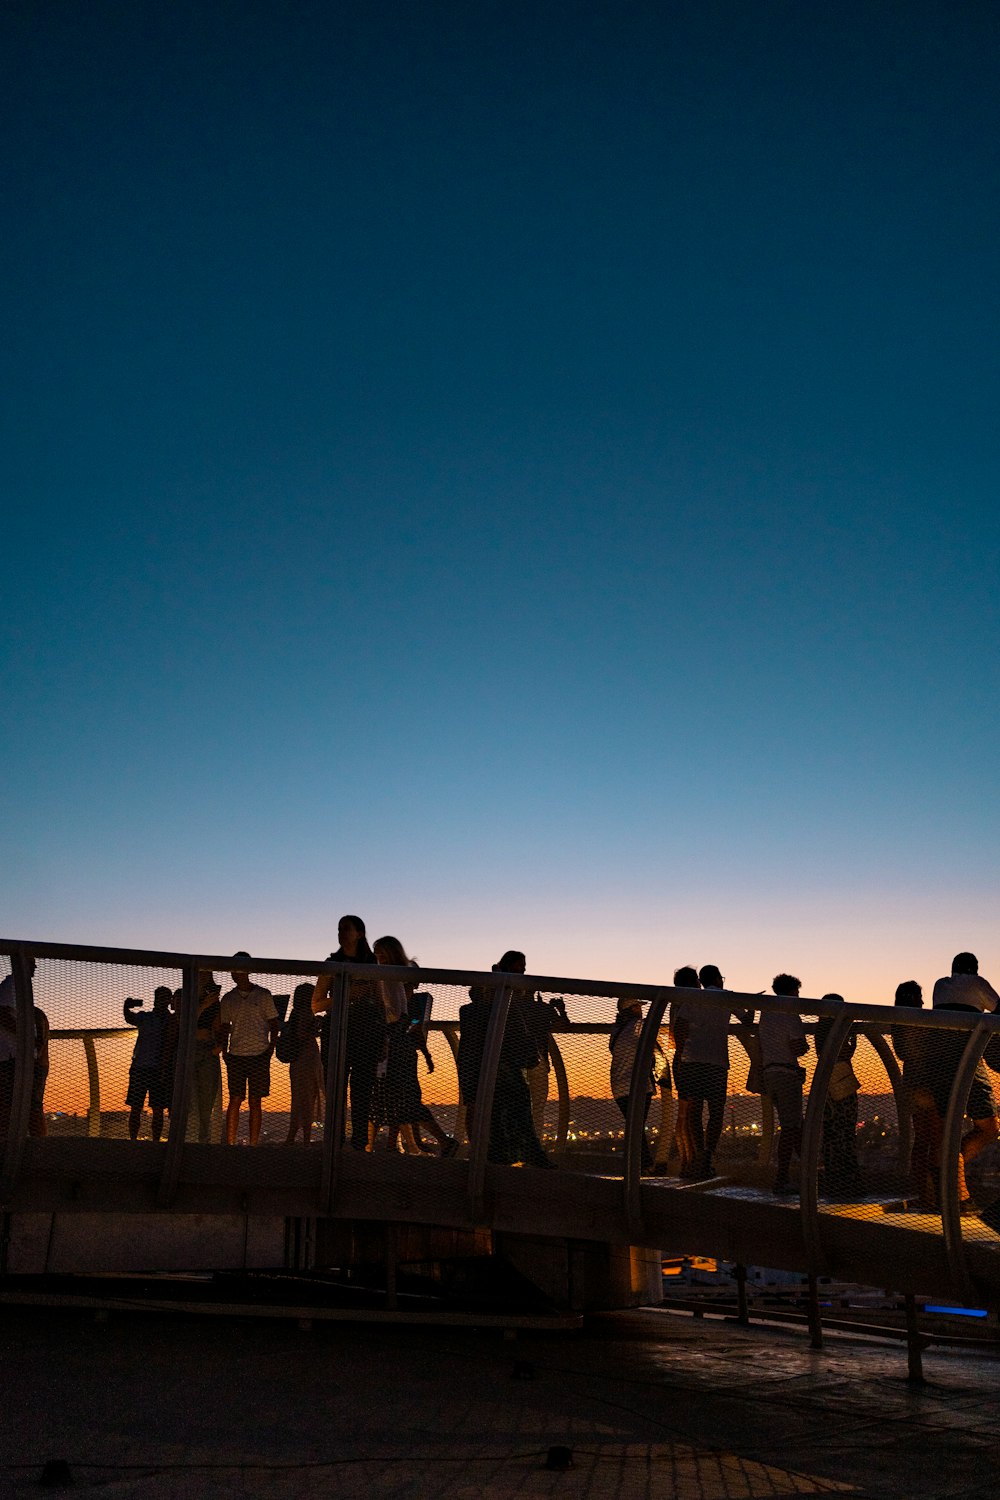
top-left (879, 1009), bottom-right (1000, 1243)
top-left (811, 1017), bottom-right (904, 1218)
top-left (0, 952), bottom-right (13, 1139)
top-left (33, 958), bottom-right (183, 1139)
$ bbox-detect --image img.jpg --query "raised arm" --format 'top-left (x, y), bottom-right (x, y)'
top-left (311, 974), bottom-right (333, 1014)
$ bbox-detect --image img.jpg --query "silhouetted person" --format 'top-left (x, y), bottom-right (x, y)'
top-left (193, 972), bottom-right (223, 1143)
top-left (930, 952), bottom-right (998, 1214)
top-left (123, 986), bottom-right (173, 1141)
top-left (609, 997), bottom-right (660, 1172)
top-left (891, 980), bottom-right (940, 1209)
top-left (458, 952), bottom-right (549, 1167)
top-left (373, 937), bottom-right (455, 1155)
top-left (312, 916), bottom-right (384, 1151)
top-left (518, 991), bottom-right (568, 1141)
top-left (815, 994), bottom-right (862, 1199)
top-left (668, 966), bottom-right (702, 1178)
top-left (219, 954), bottom-right (279, 1146)
top-left (759, 974), bottom-right (808, 1194)
top-left (0, 959), bottom-right (34, 1137)
top-left (282, 983), bottom-right (325, 1145)
top-left (677, 964), bottom-right (750, 1178)
top-left (29, 1000), bottom-right (49, 1137)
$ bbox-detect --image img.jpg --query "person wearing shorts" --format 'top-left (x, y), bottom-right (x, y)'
top-left (123, 987), bottom-right (173, 1140)
top-left (758, 974), bottom-right (809, 1194)
top-left (220, 953), bottom-right (279, 1146)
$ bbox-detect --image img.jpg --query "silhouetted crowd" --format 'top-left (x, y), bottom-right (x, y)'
top-left (6, 926), bottom-right (997, 1220)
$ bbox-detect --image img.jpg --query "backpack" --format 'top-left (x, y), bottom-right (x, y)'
top-left (275, 1015), bottom-right (302, 1064)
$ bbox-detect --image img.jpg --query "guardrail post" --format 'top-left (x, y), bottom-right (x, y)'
top-left (320, 971), bottom-right (351, 1216)
top-left (82, 1036), bottom-right (102, 1137)
top-left (862, 1028), bottom-right (909, 1177)
top-left (624, 989), bottom-right (669, 1238)
top-left (467, 981), bottom-right (512, 1224)
top-left (800, 1007), bottom-right (853, 1275)
top-left (158, 958), bottom-right (199, 1207)
top-left (0, 949), bottom-right (36, 1204)
top-left (940, 1018), bottom-right (992, 1299)
top-left (548, 1035), bottom-right (570, 1151)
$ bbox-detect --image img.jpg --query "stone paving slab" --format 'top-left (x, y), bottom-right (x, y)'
top-left (1, 1304), bottom-right (997, 1499)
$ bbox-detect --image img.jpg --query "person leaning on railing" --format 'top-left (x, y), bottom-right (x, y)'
top-left (609, 996), bottom-right (661, 1173)
top-left (929, 952), bottom-right (999, 1217)
top-left (890, 980), bottom-right (940, 1210)
top-left (457, 952), bottom-right (551, 1168)
top-left (758, 974), bottom-right (809, 1195)
top-left (815, 995), bottom-right (862, 1200)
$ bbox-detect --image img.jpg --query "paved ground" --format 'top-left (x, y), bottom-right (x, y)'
top-left (1, 1302), bottom-right (997, 1499)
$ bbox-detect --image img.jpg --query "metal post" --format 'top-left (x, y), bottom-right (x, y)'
top-left (158, 959), bottom-right (199, 1207)
top-left (82, 1035), bottom-right (101, 1137)
top-left (863, 1028), bottom-right (910, 1179)
top-left (467, 982), bottom-right (513, 1224)
top-left (940, 1019), bottom-right (992, 1300)
top-left (904, 1294), bottom-right (925, 1385)
top-left (735, 1262), bottom-right (750, 1326)
top-left (321, 971), bottom-right (351, 1216)
top-left (0, 950), bottom-right (36, 1204)
top-left (548, 1035), bottom-right (570, 1151)
top-left (624, 989), bottom-right (669, 1239)
top-left (806, 1271), bottom-right (823, 1349)
top-left (800, 1008), bottom-right (853, 1275)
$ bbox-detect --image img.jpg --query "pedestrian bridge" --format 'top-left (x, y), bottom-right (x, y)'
top-left (3, 940), bottom-right (1000, 1311)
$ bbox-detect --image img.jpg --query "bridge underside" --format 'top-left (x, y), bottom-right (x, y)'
top-left (5, 1142), bottom-right (1000, 1308)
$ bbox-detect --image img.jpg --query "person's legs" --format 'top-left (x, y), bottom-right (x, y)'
top-left (703, 1066), bottom-right (728, 1167)
top-left (248, 1096), bottom-right (263, 1145)
top-left (151, 1107), bottom-right (165, 1141)
top-left (526, 1060), bottom-right (549, 1140)
top-left (225, 1056), bottom-right (247, 1144)
top-left (128, 1105), bottom-right (143, 1140)
top-left (767, 1069), bottom-right (803, 1189)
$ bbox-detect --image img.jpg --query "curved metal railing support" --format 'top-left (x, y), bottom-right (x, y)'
top-left (0, 948), bottom-right (36, 1203)
top-left (800, 1008), bottom-right (854, 1274)
top-left (548, 1033), bottom-right (570, 1150)
top-left (321, 971), bottom-right (351, 1215)
top-left (467, 983), bottom-right (513, 1224)
top-left (158, 959), bottom-right (199, 1206)
top-left (82, 1036), bottom-right (101, 1137)
top-left (624, 988), bottom-right (669, 1238)
top-left (940, 1019), bottom-right (992, 1299)
top-left (861, 1027), bottom-right (909, 1177)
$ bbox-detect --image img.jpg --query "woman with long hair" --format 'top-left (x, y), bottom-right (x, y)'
top-left (283, 983), bottom-right (325, 1145)
top-left (312, 915), bottom-right (384, 1151)
top-left (373, 936), bottom-right (456, 1155)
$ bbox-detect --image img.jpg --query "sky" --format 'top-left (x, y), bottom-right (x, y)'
top-left (3, 1), bottom-right (999, 1005)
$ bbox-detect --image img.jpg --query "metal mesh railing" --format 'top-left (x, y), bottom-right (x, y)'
top-left (4, 939), bottom-right (1000, 1299)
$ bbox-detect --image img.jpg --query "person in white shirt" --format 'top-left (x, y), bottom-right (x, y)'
top-left (930, 952), bottom-right (999, 1214)
top-left (932, 952), bottom-right (1000, 1014)
top-left (758, 973), bottom-right (809, 1194)
top-left (219, 952), bottom-right (279, 1146)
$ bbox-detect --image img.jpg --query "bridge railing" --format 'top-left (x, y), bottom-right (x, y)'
top-left (2, 938), bottom-right (1000, 1298)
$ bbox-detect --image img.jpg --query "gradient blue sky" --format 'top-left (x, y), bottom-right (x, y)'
top-left (3, 1), bottom-right (998, 1002)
